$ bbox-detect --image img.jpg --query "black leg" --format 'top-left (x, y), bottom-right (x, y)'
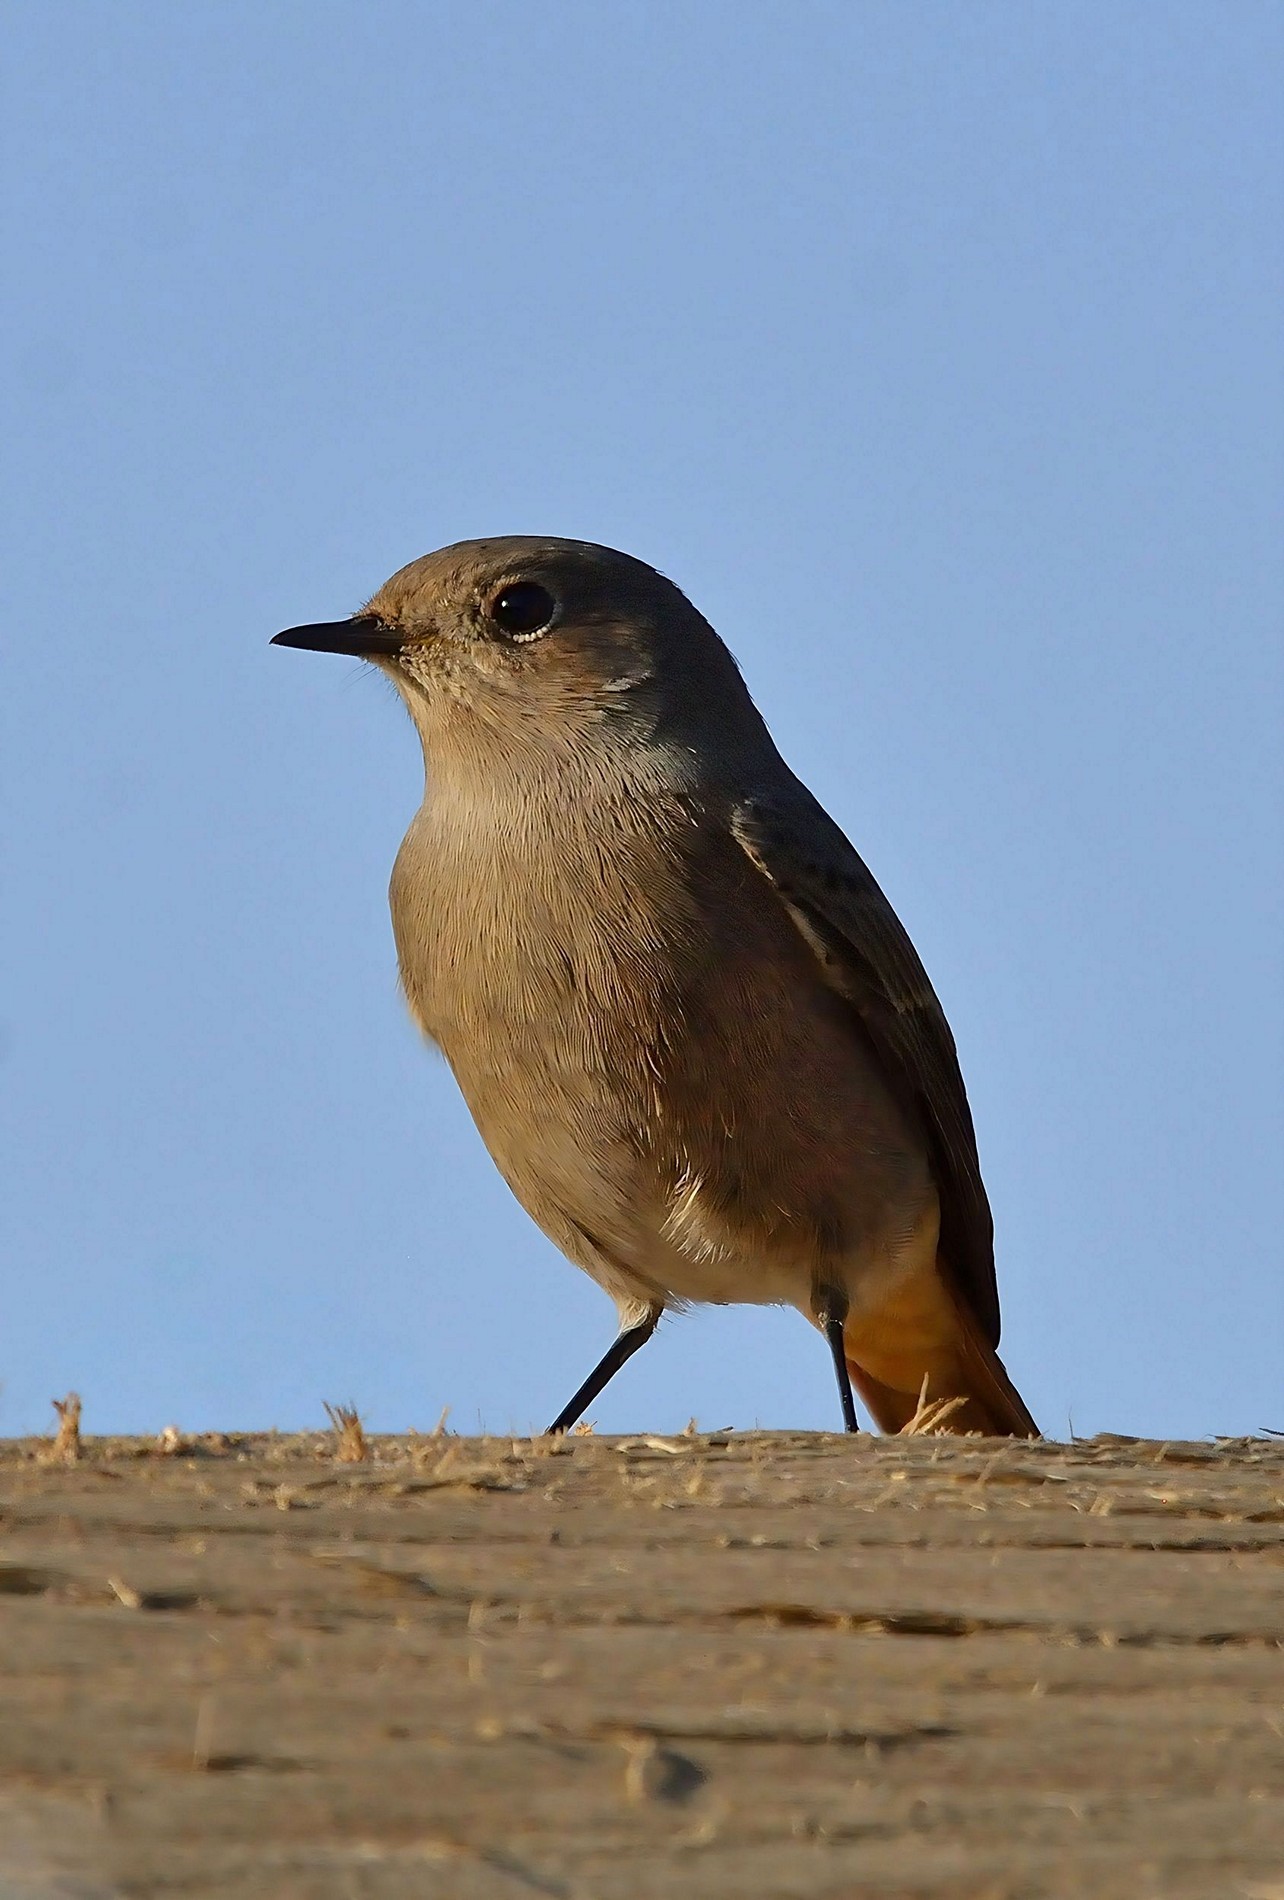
top-left (546, 1309), bottom-right (662, 1434)
top-left (824, 1317), bottom-right (860, 1433)
top-left (814, 1287), bottom-right (860, 1433)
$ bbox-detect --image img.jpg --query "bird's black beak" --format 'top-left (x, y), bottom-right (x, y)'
top-left (271, 615), bottom-right (403, 657)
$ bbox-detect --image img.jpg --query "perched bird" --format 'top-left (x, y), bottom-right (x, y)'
top-left (273, 538), bottom-right (1037, 1437)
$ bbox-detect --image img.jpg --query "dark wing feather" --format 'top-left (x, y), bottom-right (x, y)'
top-left (731, 782), bottom-right (1000, 1345)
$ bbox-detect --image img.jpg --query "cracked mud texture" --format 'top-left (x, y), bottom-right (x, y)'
top-left (1, 1428), bottom-right (1282, 1898)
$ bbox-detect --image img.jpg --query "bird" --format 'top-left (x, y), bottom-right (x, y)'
top-left (272, 537), bottom-right (1037, 1438)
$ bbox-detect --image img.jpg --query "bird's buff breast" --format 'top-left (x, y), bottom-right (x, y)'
top-left (388, 789), bottom-right (761, 1304)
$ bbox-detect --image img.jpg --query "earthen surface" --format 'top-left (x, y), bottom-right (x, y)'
top-left (2, 1427), bottom-right (1281, 1897)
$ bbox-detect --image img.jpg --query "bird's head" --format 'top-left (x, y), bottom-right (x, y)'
top-left (273, 537), bottom-right (766, 777)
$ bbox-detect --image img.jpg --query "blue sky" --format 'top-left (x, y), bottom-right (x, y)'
top-left (3, 2), bottom-right (1280, 1440)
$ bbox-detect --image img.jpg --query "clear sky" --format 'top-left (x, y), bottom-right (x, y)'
top-left (3, 3), bottom-right (1281, 1442)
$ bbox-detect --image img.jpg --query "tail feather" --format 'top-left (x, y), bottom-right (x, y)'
top-left (845, 1256), bottom-right (1038, 1439)
top-left (950, 1293), bottom-right (1039, 1436)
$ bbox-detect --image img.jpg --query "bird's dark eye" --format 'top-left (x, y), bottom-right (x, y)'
top-left (488, 582), bottom-right (558, 641)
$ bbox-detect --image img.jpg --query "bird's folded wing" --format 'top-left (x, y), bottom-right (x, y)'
top-left (730, 782), bottom-right (1000, 1345)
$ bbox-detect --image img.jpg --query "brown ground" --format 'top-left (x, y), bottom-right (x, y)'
top-left (1, 1423), bottom-right (1282, 1899)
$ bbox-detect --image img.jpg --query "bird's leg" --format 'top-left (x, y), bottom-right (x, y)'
top-left (813, 1285), bottom-right (861, 1434)
top-left (546, 1305), bottom-right (663, 1434)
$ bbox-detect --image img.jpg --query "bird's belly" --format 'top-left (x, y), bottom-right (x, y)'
top-left (631, 1232), bottom-right (807, 1309)
top-left (450, 1063), bottom-right (822, 1312)
top-left (436, 984), bottom-right (937, 1325)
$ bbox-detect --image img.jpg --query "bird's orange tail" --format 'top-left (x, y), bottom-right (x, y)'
top-left (844, 1257), bottom-right (1038, 1438)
